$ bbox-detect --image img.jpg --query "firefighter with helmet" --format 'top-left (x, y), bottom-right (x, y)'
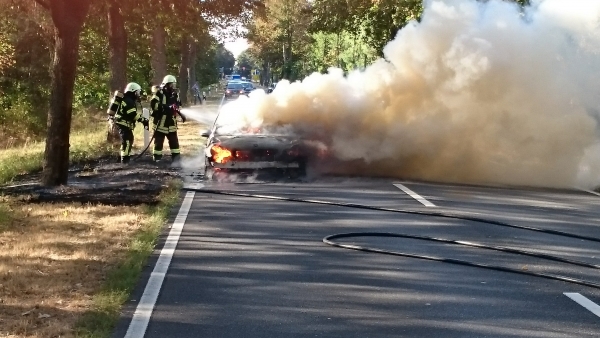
top-left (150, 74), bottom-right (186, 164)
top-left (113, 82), bottom-right (149, 164)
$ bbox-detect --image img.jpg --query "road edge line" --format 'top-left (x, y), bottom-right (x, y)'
top-left (124, 191), bottom-right (195, 338)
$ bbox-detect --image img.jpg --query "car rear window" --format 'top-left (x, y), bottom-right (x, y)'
top-left (227, 83), bottom-right (243, 90)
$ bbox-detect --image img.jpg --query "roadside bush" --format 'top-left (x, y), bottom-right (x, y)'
top-left (0, 100), bottom-right (47, 148)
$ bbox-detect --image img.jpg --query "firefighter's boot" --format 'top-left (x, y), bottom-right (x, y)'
top-left (171, 153), bottom-right (181, 167)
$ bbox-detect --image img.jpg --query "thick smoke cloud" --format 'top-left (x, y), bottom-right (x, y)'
top-left (221, 0), bottom-right (600, 188)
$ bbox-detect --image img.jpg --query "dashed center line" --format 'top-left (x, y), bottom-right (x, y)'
top-left (564, 293), bottom-right (600, 318)
top-left (393, 183), bottom-right (436, 207)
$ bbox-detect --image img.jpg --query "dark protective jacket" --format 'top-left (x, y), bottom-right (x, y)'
top-left (114, 92), bottom-right (141, 130)
top-left (151, 87), bottom-right (181, 134)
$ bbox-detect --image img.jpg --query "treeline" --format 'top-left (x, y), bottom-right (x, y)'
top-left (0, 0), bottom-right (252, 140)
top-left (244, 0), bottom-right (530, 84)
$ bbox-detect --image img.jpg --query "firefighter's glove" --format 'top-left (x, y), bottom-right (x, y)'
top-left (179, 112), bottom-right (186, 123)
top-left (138, 117), bottom-right (150, 130)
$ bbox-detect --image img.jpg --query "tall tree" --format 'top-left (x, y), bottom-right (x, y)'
top-left (247, 0), bottom-right (311, 81)
top-left (178, 36), bottom-right (192, 104)
top-left (107, 0), bottom-right (127, 92)
top-left (151, 24), bottom-right (167, 85)
top-left (171, 0), bottom-right (263, 104)
top-left (237, 50), bottom-right (260, 78)
top-left (216, 44), bottom-right (236, 75)
top-left (34, 0), bottom-right (92, 187)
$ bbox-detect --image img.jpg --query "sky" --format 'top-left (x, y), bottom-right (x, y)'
top-left (224, 38), bottom-right (249, 58)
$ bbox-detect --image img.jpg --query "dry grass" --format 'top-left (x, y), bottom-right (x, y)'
top-left (177, 120), bottom-right (205, 155)
top-left (0, 111), bottom-right (208, 337)
top-left (0, 118), bottom-right (117, 186)
top-left (0, 199), bottom-right (147, 337)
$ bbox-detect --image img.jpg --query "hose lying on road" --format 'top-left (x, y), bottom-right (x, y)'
top-left (186, 187), bottom-right (600, 290)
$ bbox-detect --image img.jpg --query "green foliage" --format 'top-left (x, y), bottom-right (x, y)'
top-left (361, 0), bottom-right (423, 56)
top-left (236, 50), bottom-right (261, 78)
top-left (0, 99), bottom-right (47, 137)
top-left (0, 0), bottom-right (258, 143)
top-left (0, 32), bottom-right (14, 76)
top-left (249, 0), bottom-right (379, 80)
top-left (0, 1), bottom-right (52, 136)
top-left (0, 116), bottom-right (114, 185)
top-left (246, 0), bottom-right (312, 82)
top-left (217, 45), bottom-right (236, 74)
top-left (196, 41), bottom-right (222, 86)
top-left (306, 31), bottom-right (377, 74)
top-left (75, 13), bottom-right (110, 110)
top-left (125, 7), bottom-right (154, 89)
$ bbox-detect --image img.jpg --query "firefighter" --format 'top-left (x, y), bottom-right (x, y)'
top-left (150, 75), bottom-right (186, 164)
top-left (113, 82), bottom-right (149, 164)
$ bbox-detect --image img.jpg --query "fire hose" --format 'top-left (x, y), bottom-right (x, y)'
top-left (133, 131), bottom-right (155, 161)
top-left (133, 100), bottom-right (154, 161)
top-left (133, 103), bottom-right (184, 162)
top-left (184, 187), bottom-right (600, 290)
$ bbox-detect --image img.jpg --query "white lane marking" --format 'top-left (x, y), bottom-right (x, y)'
top-left (393, 183), bottom-right (436, 207)
top-left (564, 293), bottom-right (600, 318)
top-left (124, 191), bottom-right (196, 338)
top-left (183, 183), bottom-right (205, 190)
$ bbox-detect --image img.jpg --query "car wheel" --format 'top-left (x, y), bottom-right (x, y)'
top-left (288, 161), bottom-right (307, 179)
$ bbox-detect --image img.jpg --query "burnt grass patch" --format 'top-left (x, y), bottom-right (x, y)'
top-left (0, 155), bottom-right (181, 206)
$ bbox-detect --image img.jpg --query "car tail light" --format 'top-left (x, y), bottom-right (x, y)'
top-left (226, 90), bottom-right (231, 93)
top-left (211, 144), bottom-right (232, 163)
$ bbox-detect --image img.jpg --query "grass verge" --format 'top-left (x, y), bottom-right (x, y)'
top-left (0, 109), bottom-right (207, 338)
top-left (0, 118), bottom-right (117, 185)
top-left (73, 180), bottom-right (182, 338)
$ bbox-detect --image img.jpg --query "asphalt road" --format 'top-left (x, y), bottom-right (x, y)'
top-left (114, 176), bottom-right (600, 338)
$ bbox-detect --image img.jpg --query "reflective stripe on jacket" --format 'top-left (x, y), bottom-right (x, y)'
top-left (150, 88), bottom-right (181, 134)
top-left (114, 94), bottom-right (140, 130)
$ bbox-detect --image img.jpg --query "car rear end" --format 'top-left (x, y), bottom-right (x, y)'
top-left (205, 135), bottom-right (307, 178)
top-left (224, 83), bottom-right (245, 99)
top-left (241, 82), bottom-right (255, 95)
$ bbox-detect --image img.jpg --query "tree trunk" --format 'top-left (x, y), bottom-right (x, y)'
top-left (107, 0), bottom-right (127, 92)
top-left (188, 42), bottom-right (197, 101)
top-left (41, 0), bottom-right (91, 187)
top-left (178, 37), bottom-right (191, 106)
top-left (261, 61), bottom-right (268, 86)
top-left (151, 24), bottom-right (167, 85)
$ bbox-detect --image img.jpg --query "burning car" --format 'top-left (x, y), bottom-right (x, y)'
top-left (202, 118), bottom-right (316, 179)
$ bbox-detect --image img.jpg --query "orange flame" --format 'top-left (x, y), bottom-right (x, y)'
top-left (211, 144), bottom-right (232, 163)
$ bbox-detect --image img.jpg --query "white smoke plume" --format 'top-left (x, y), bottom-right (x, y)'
top-left (221, 0), bottom-right (600, 188)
